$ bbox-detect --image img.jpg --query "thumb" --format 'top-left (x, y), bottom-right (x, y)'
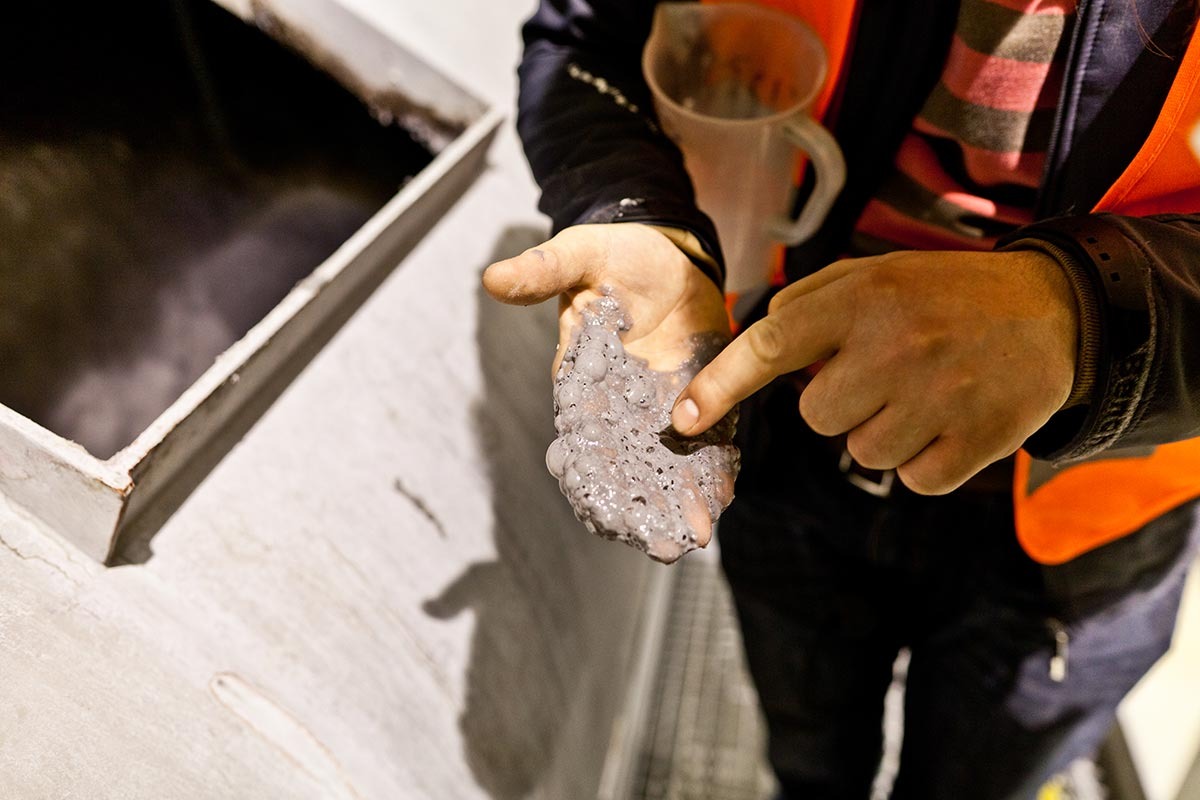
top-left (421, 562), bottom-right (497, 619)
top-left (482, 228), bottom-right (604, 305)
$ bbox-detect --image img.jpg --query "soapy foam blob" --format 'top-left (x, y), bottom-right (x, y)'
top-left (548, 293), bottom-right (739, 563)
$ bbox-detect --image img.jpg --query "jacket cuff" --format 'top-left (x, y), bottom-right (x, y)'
top-left (574, 198), bottom-right (726, 289)
top-left (997, 238), bottom-right (1102, 408)
top-left (996, 214), bottom-right (1153, 462)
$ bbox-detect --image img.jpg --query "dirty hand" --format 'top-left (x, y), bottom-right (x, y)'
top-left (482, 223), bottom-right (729, 372)
top-left (671, 250), bottom-right (1080, 494)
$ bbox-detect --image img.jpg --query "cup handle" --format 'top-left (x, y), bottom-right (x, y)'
top-left (768, 115), bottom-right (846, 245)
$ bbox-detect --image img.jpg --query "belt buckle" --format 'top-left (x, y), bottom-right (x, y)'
top-left (838, 448), bottom-right (895, 498)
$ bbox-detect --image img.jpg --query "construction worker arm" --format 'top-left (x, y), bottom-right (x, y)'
top-left (669, 248), bottom-right (1079, 495)
top-left (516, 0), bottom-right (723, 288)
top-left (998, 213), bottom-right (1200, 462)
top-left (484, 1), bottom-right (731, 382)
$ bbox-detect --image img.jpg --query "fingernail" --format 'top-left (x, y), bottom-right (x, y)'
top-left (672, 398), bottom-right (699, 433)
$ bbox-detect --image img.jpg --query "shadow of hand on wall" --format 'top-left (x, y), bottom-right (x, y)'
top-left (421, 226), bottom-right (584, 800)
top-left (423, 558), bottom-right (566, 800)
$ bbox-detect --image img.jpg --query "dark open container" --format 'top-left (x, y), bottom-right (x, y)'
top-left (0, 0), bottom-right (502, 562)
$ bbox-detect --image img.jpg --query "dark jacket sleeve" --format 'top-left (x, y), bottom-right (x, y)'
top-left (1000, 213), bottom-right (1200, 461)
top-left (517, 0), bottom-right (725, 285)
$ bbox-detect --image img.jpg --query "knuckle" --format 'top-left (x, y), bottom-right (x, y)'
top-left (797, 387), bottom-right (838, 436)
top-left (746, 316), bottom-right (788, 366)
top-left (851, 263), bottom-right (915, 324)
top-left (766, 291), bottom-right (789, 316)
top-left (906, 328), bottom-right (950, 359)
top-left (897, 458), bottom-right (961, 496)
top-left (896, 464), bottom-right (944, 496)
top-left (857, 261), bottom-right (904, 297)
top-left (846, 429), bottom-right (892, 470)
top-left (828, 255), bottom-right (869, 275)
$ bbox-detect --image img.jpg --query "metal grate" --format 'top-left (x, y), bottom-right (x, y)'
top-left (629, 549), bottom-right (778, 800)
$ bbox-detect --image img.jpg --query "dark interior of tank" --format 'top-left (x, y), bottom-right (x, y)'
top-left (0, 0), bottom-right (434, 458)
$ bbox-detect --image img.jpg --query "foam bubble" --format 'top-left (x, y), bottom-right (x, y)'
top-left (548, 292), bottom-right (739, 563)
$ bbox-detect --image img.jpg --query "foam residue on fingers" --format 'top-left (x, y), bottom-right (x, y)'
top-left (546, 291), bottom-right (739, 563)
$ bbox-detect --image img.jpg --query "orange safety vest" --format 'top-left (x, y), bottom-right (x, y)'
top-left (706, 0), bottom-right (1200, 564)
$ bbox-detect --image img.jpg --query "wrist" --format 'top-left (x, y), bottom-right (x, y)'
top-left (636, 223), bottom-right (724, 290)
top-left (1000, 239), bottom-right (1102, 409)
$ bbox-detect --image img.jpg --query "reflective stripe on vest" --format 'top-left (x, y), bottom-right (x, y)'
top-left (710, 0), bottom-right (1200, 563)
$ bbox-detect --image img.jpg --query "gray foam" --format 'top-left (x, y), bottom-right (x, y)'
top-left (547, 293), bottom-right (740, 563)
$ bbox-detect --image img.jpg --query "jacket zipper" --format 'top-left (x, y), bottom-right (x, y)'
top-left (1047, 617), bottom-right (1071, 683)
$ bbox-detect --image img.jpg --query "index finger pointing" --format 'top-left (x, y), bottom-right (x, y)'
top-left (671, 296), bottom-right (843, 435)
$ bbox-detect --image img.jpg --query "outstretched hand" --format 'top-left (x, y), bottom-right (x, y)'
top-left (482, 223), bottom-right (729, 373)
top-left (670, 249), bottom-right (1080, 494)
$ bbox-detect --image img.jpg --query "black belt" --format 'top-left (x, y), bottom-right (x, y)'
top-left (831, 438), bottom-right (1014, 498)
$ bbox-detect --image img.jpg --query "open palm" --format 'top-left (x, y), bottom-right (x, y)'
top-left (482, 223), bottom-right (729, 374)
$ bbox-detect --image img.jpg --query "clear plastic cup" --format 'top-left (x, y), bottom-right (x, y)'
top-left (643, 2), bottom-right (845, 317)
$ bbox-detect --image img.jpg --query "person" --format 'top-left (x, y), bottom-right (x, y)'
top-left (483, 0), bottom-right (1200, 797)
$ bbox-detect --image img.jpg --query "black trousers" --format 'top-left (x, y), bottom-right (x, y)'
top-left (718, 380), bottom-right (1198, 800)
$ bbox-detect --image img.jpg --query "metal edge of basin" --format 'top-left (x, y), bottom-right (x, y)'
top-left (0, 0), bottom-right (503, 563)
top-left (0, 407), bottom-right (130, 562)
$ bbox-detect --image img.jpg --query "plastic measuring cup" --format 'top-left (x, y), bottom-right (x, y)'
top-left (643, 2), bottom-right (846, 316)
